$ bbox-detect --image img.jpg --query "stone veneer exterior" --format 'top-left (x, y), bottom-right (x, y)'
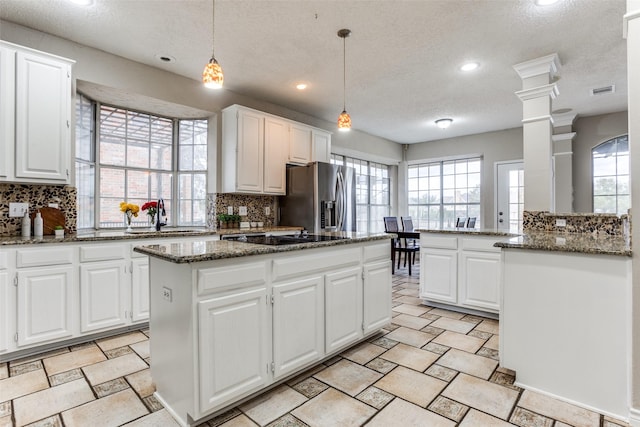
top-left (523, 210), bottom-right (629, 237)
top-left (0, 184), bottom-right (77, 236)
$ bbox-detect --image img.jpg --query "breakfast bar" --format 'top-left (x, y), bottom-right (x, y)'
top-left (134, 232), bottom-right (393, 426)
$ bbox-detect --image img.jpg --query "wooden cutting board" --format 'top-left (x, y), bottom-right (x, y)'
top-left (31, 207), bottom-right (66, 235)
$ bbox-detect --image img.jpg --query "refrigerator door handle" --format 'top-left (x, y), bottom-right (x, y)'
top-left (336, 170), bottom-right (345, 231)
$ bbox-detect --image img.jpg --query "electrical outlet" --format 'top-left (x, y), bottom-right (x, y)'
top-left (555, 218), bottom-right (567, 227)
top-left (265, 206), bottom-right (271, 216)
top-left (162, 287), bottom-right (172, 302)
top-left (227, 206), bottom-right (233, 215)
top-left (239, 206), bottom-right (247, 216)
top-left (48, 203), bottom-right (59, 209)
top-left (9, 203), bottom-right (29, 217)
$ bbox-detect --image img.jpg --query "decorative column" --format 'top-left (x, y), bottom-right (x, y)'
top-left (513, 53), bottom-right (561, 212)
top-left (552, 112), bottom-right (576, 213)
top-left (625, 0), bottom-right (640, 425)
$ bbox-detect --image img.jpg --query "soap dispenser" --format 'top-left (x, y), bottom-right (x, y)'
top-left (34, 210), bottom-right (43, 238)
top-left (21, 211), bottom-right (31, 238)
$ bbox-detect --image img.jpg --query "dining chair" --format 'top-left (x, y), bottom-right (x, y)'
top-left (456, 217), bottom-right (467, 227)
top-left (384, 216), bottom-right (419, 275)
top-left (466, 217), bottom-right (477, 228)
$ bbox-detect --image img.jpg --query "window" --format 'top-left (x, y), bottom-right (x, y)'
top-left (408, 158), bottom-right (481, 228)
top-left (592, 135), bottom-right (629, 214)
top-left (331, 154), bottom-right (391, 233)
top-left (75, 95), bottom-right (208, 229)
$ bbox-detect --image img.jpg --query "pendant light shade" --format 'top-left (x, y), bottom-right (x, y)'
top-left (337, 29), bottom-right (351, 131)
top-left (203, 0), bottom-right (223, 89)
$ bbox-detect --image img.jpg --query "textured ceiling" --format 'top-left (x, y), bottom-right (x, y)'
top-left (0, 0), bottom-right (628, 144)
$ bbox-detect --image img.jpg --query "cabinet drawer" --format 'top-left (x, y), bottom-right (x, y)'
top-left (198, 261), bottom-right (267, 296)
top-left (80, 244), bottom-right (126, 262)
top-left (363, 242), bottom-right (389, 263)
top-left (16, 246), bottom-right (74, 267)
top-left (461, 237), bottom-right (501, 253)
top-left (421, 235), bottom-right (458, 250)
top-left (272, 248), bottom-right (360, 282)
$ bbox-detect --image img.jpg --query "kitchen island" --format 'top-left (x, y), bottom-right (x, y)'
top-left (134, 232), bottom-right (393, 427)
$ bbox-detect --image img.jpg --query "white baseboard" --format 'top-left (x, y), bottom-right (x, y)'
top-left (629, 407), bottom-right (640, 426)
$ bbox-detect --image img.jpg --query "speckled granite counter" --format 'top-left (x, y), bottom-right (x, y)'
top-left (416, 228), bottom-right (517, 237)
top-left (494, 231), bottom-right (632, 257)
top-left (0, 226), bottom-right (302, 246)
top-left (134, 232), bottom-right (393, 263)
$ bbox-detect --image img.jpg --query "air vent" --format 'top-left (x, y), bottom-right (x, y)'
top-left (590, 85), bottom-right (615, 96)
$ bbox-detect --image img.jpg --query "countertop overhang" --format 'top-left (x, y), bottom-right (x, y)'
top-left (416, 227), bottom-right (517, 237)
top-left (134, 232), bottom-right (394, 263)
top-left (494, 231), bottom-right (632, 257)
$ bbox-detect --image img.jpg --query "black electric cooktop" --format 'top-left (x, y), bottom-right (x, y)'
top-left (243, 234), bottom-right (349, 246)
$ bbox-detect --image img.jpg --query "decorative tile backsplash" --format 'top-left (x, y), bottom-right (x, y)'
top-left (213, 193), bottom-right (278, 227)
top-left (523, 210), bottom-right (628, 236)
top-left (0, 184), bottom-right (77, 236)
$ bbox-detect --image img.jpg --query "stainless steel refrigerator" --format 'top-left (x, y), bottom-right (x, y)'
top-left (278, 161), bottom-right (357, 233)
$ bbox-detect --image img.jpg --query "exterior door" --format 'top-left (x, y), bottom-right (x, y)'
top-left (496, 161), bottom-right (524, 233)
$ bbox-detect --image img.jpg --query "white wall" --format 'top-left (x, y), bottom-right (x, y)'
top-left (572, 111), bottom-right (629, 213)
top-left (405, 127), bottom-right (524, 228)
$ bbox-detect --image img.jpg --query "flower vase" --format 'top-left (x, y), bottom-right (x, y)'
top-left (125, 213), bottom-right (133, 232)
top-left (149, 214), bottom-right (156, 230)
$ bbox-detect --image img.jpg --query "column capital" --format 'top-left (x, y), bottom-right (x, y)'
top-left (552, 111), bottom-right (577, 128)
top-left (513, 53), bottom-right (561, 80)
top-left (515, 83), bottom-right (559, 102)
top-left (552, 132), bottom-right (576, 143)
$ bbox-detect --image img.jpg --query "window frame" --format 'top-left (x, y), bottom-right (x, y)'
top-left (591, 134), bottom-right (629, 214)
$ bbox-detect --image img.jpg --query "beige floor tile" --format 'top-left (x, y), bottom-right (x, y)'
top-left (285, 365), bottom-right (327, 387)
top-left (459, 409), bottom-right (513, 426)
top-left (0, 416), bottom-right (12, 427)
top-left (391, 313), bottom-right (432, 330)
top-left (392, 303), bottom-right (431, 317)
top-left (432, 330), bottom-right (486, 353)
top-left (292, 377), bottom-right (329, 399)
top-left (239, 385), bottom-right (307, 426)
top-left (129, 340), bottom-right (150, 359)
top-left (10, 361), bottom-right (43, 377)
top-left (313, 359), bottom-right (382, 396)
top-left (375, 365), bottom-right (447, 407)
top-left (10, 348), bottom-right (69, 367)
top-left (355, 386), bottom-right (394, 409)
top-left (437, 348), bottom-right (498, 380)
top-left (43, 346), bottom-right (107, 376)
top-left (518, 389), bottom-right (600, 427)
top-left (13, 379), bottom-right (95, 426)
top-left (380, 343), bottom-right (440, 372)
top-left (49, 369), bottom-right (84, 387)
top-left (474, 319), bottom-right (499, 334)
top-left (428, 308), bottom-right (466, 320)
top-left (485, 334), bottom-right (499, 350)
top-left (24, 414), bottom-right (63, 427)
top-left (394, 295), bottom-right (423, 305)
top-left (0, 364), bottom-right (7, 380)
top-left (428, 395), bottom-right (468, 422)
top-left (395, 288), bottom-right (419, 296)
top-left (340, 342), bottom-right (386, 365)
top-left (442, 373), bottom-right (518, 420)
top-left (509, 406), bottom-right (554, 427)
top-left (430, 317), bottom-right (477, 334)
top-left (367, 395), bottom-right (455, 427)
top-left (123, 409), bottom-right (180, 426)
top-left (125, 368), bottom-right (155, 398)
top-left (82, 353), bottom-right (147, 386)
top-left (93, 377), bottom-right (130, 398)
top-left (61, 388), bottom-right (148, 427)
top-left (384, 326), bottom-right (436, 348)
top-left (0, 369), bottom-right (49, 403)
top-left (96, 331), bottom-right (147, 352)
top-left (219, 414), bottom-right (259, 426)
top-left (291, 388), bottom-right (375, 427)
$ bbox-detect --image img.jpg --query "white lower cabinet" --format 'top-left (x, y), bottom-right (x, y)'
top-left (198, 286), bottom-right (270, 414)
top-left (0, 270), bottom-right (11, 353)
top-left (80, 260), bottom-right (128, 333)
top-left (273, 276), bottom-right (324, 379)
top-left (16, 266), bottom-right (75, 347)
top-left (131, 258), bottom-right (150, 322)
top-left (363, 260), bottom-right (392, 334)
top-left (420, 233), bottom-right (501, 314)
top-left (325, 267), bottom-right (363, 353)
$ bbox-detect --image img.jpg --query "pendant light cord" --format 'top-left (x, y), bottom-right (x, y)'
top-left (211, 0), bottom-right (216, 59)
top-left (343, 34), bottom-right (346, 111)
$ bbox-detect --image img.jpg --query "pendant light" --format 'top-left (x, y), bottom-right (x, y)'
top-left (337, 29), bottom-right (352, 131)
top-left (202, 0), bottom-right (223, 89)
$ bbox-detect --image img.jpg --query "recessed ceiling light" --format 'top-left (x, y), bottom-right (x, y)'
top-left (68, 0), bottom-right (93, 5)
top-left (460, 62), bottom-right (479, 72)
top-left (154, 54), bottom-right (176, 63)
top-left (296, 83), bottom-right (308, 90)
top-left (534, 0), bottom-right (559, 5)
top-left (435, 118), bottom-right (453, 129)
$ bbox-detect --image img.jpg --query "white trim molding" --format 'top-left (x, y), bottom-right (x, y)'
top-left (624, 9), bottom-right (640, 39)
top-left (513, 53), bottom-right (561, 80)
top-left (552, 112), bottom-right (577, 128)
top-left (515, 84), bottom-right (559, 102)
top-left (629, 407), bottom-right (640, 427)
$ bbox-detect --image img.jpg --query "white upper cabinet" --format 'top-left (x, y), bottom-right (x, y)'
top-left (289, 123), bottom-right (312, 165)
top-left (312, 129), bottom-right (332, 163)
top-left (263, 116), bottom-right (287, 194)
top-left (0, 41), bottom-right (74, 184)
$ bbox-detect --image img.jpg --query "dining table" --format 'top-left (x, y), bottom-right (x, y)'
top-left (388, 231), bottom-right (420, 274)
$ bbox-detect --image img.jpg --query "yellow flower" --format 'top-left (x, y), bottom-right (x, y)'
top-left (119, 202), bottom-right (140, 217)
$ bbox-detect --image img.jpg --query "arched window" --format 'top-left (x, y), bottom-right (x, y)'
top-left (592, 135), bottom-right (629, 214)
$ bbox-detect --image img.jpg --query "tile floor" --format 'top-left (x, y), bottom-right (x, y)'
top-left (0, 263), bottom-right (631, 427)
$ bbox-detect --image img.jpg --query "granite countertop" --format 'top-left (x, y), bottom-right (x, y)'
top-left (0, 226), bottom-right (302, 246)
top-left (416, 228), bottom-right (518, 237)
top-left (134, 232), bottom-right (394, 264)
top-left (494, 231), bottom-right (632, 257)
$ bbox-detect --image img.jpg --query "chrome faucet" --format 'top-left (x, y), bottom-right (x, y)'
top-left (156, 198), bottom-right (167, 231)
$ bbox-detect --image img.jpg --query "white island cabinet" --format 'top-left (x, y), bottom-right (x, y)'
top-left (137, 234), bottom-right (392, 426)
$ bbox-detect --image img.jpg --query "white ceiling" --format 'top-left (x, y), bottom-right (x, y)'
top-left (0, 0), bottom-right (628, 144)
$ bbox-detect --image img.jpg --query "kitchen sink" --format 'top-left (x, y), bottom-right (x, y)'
top-left (126, 228), bottom-right (204, 234)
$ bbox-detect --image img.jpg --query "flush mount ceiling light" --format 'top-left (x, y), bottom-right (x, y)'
top-left (68, 0), bottom-right (93, 5)
top-left (337, 28), bottom-right (352, 132)
top-left (435, 118), bottom-right (453, 129)
top-left (296, 83), bottom-right (308, 90)
top-left (534, 0), bottom-right (559, 5)
top-left (460, 62), bottom-right (479, 72)
top-left (202, 0), bottom-right (223, 89)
